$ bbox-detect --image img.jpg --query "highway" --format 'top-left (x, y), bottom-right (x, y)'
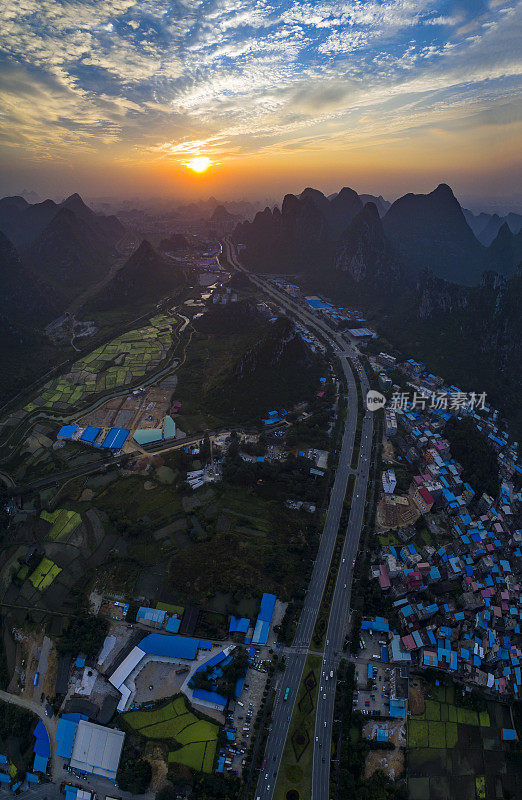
top-left (221, 239), bottom-right (374, 800)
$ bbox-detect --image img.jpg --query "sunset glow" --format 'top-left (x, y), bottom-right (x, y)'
top-left (0, 1), bottom-right (520, 203)
top-left (185, 157), bottom-right (212, 174)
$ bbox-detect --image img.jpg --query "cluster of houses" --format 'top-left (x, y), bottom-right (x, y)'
top-left (369, 354), bottom-right (522, 700)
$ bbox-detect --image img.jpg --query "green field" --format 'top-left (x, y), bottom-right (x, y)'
top-left (28, 557), bottom-right (62, 590)
top-left (408, 680), bottom-right (520, 800)
top-left (40, 508), bottom-right (81, 541)
top-left (28, 321), bottom-right (175, 413)
top-left (123, 695), bottom-right (217, 774)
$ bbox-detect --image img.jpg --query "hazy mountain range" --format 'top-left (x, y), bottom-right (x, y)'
top-left (234, 184), bottom-right (522, 286)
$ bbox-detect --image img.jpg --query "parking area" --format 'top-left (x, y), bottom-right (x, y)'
top-left (352, 631), bottom-right (393, 717)
top-left (221, 650), bottom-right (269, 775)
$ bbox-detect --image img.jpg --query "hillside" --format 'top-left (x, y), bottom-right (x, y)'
top-left (26, 207), bottom-right (113, 302)
top-left (89, 240), bottom-right (185, 311)
top-left (380, 267), bottom-right (522, 437)
top-left (205, 316), bottom-right (325, 420)
top-left (0, 231), bottom-right (57, 325)
top-left (382, 184), bottom-right (485, 285)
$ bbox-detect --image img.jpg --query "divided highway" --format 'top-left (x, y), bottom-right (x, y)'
top-left (222, 239), bottom-right (375, 800)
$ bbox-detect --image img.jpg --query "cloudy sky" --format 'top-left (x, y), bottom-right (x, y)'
top-left (0, 0), bottom-right (521, 204)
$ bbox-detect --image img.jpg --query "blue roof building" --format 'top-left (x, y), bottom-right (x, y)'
top-left (79, 426), bottom-right (101, 444)
top-left (140, 634), bottom-right (200, 660)
top-left (100, 427), bottom-right (130, 450)
top-left (229, 616), bottom-right (250, 634)
top-left (57, 425), bottom-right (78, 440)
top-left (252, 593), bottom-right (276, 645)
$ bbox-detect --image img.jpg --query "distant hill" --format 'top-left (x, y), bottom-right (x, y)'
top-left (26, 207), bottom-right (114, 302)
top-left (484, 223), bottom-right (522, 276)
top-left (159, 233), bottom-right (190, 252)
top-left (0, 192), bottom-right (124, 251)
top-left (464, 208), bottom-right (522, 245)
top-left (0, 191), bottom-right (127, 310)
top-left (380, 266), bottom-right (522, 438)
top-left (358, 194), bottom-right (391, 217)
top-left (382, 184), bottom-right (485, 285)
top-left (90, 240), bottom-right (185, 310)
top-left (0, 230), bottom-right (57, 325)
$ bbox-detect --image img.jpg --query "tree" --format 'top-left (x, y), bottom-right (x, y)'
top-left (58, 614), bottom-right (108, 658)
top-left (117, 757), bottom-right (151, 793)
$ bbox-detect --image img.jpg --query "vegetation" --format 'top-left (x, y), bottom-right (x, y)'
top-left (444, 416), bottom-right (500, 498)
top-left (123, 695), bottom-right (218, 774)
top-left (58, 613), bottom-right (108, 658)
top-left (0, 701), bottom-right (39, 775)
top-left (117, 735), bottom-right (152, 794)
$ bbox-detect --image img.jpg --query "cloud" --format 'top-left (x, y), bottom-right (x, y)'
top-left (0, 0), bottom-right (520, 171)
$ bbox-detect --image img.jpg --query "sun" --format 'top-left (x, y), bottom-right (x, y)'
top-left (185, 156), bottom-right (212, 173)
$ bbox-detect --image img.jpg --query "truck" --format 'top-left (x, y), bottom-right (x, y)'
top-left (283, 687), bottom-right (290, 701)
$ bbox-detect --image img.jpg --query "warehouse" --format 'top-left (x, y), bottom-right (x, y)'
top-left (252, 593), bottom-right (277, 645)
top-left (69, 720), bottom-right (125, 780)
top-left (100, 427), bottom-right (129, 450)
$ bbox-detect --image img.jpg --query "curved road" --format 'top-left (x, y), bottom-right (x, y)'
top-left (222, 239), bottom-right (374, 800)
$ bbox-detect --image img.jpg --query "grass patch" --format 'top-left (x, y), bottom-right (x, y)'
top-left (457, 708), bottom-right (479, 726)
top-left (445, 722), bottom-right (458, 749)
top-left (428, 721), bottom-right (446, 748)
top-left (425, 700), bottom-right (441, 721)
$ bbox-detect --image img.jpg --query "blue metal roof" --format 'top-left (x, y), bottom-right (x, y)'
top-left (57, 425), bottom-right (78, 440)
top-left (137, 606), bottom-right (166, 625)
top-left (32, 754), bottom-right (47, 773)
top-left (55, 717), bottom-right (79, 759)
top-left (229, 616), bottom-right (250, 633)
top-left (258, 594), bottom-right (277, 622)
top-left (252, 619), bottom-right (270, 645)
top-left (100, 427), bottom-right (130, 449)
top-left (33, 721), bottom-right (50, 758)
top-left (80, 426), bottom-right (101, 443)
top-left (165, 616), bottom-right (181, 633)
top-left (192, 688), bottom-right (227, 707)
top-left (140, 634), bottom-right (199, 660)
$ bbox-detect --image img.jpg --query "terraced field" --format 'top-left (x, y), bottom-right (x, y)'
top-left (123, 695), bottom-right (218, 774)
top-left (24, 321), bottom-right (175, 414)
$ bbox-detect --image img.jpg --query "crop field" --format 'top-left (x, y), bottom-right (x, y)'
top-left (28, 557), bottom-right (62, 591)
top-left (40, 509), bottom-right (81, 541)
top-left (24, 323), bottom-right (174, 413)
top-left (123, 695), bottom-right (217, 773)
top-left (408, 680), bottom-right (521, 800)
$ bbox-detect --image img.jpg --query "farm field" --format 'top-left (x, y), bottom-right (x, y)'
top-left (23, 320), bottom-right (175, 414)
top-left (40, 509), bottom-right (81, 541)
top-left (408, 679), bottom-right (522, 800)
top-left (28, 557), bottom-right (62, 591)
top-left (123, 695), bottom-right (217, 774)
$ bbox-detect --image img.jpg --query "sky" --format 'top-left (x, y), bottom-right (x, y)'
top-left (0, 0), bottom-right (521, 207)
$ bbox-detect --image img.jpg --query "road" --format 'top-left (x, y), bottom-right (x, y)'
top-left (221, 239), bottom-right (374, 800)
